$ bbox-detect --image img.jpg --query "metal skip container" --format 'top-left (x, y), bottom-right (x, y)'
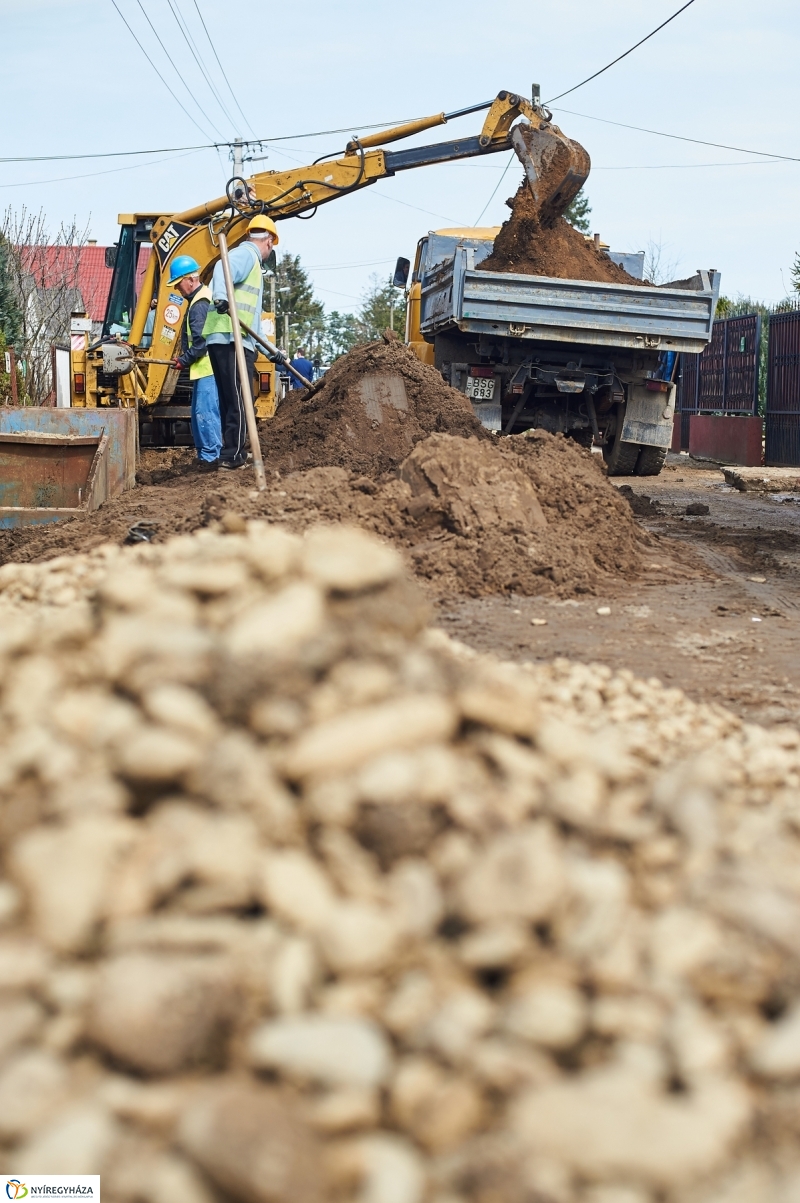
top-left (0, 408), bottom-right (136, 528)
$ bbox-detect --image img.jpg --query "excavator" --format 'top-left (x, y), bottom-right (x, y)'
top-left (69, 89), bottom-right (587, 444)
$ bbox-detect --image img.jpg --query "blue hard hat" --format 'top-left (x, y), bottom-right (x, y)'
top-left (168, 255), bottom-right (200, 284)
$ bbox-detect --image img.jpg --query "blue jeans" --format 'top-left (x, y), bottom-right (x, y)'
top-left (191, 374), bottom-right (223, 463)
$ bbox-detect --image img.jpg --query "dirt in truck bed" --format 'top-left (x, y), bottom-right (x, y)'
top-left (478, 175), bottom-right (646, 285)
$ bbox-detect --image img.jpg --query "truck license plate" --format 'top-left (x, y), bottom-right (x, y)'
top-left (466, 376), bottom-right (495, 401)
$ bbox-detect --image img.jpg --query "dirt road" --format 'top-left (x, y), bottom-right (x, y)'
top-left (439, 451), bottom-right (800, 728)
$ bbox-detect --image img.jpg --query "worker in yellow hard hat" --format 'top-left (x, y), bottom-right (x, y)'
top-left (203, 215), bottom-right (280, 470)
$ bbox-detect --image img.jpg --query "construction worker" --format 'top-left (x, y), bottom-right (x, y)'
top-left (289, 346), bottom-right (314, 390)
top-left (203, 215), bottom-right (278, 470)
top-left (168, 256), bottom-right (222, 471)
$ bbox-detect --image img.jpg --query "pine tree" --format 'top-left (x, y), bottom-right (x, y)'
top-left (322, 311), bottom-right (361, 362)
top-left (358, 275), bottom-right (407, 341)
top-left (271, 253), bottom-right (325, 356)
top-left (564, 188), bottom-right (591, 234)
top-left (791, 251), bottom-right (800, 294)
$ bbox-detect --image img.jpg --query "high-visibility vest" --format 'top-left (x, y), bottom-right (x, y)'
top-left (187, 285), bottom-right (214, 380)
top-left (202, 242), bottom-right (262, 341)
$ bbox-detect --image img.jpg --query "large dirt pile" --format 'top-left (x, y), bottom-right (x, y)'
top-left (1, 418), bottom-right (644, 601)
top-left (1, 522), bottom-right (800, 1201)
top-left (478, 177), bottom-right (644, 285)
top-left (263, 340), bottom-right (486, 478)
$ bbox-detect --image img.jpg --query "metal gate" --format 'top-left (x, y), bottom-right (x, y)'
top-left (766, 309), bottom-right (800, 466)
top-left (675, 313), bottom-right (761, 450)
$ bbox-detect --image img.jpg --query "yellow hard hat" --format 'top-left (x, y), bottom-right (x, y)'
top-left (248, 215), bottom-right (279, 244)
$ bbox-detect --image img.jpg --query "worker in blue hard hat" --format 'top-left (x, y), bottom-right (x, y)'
top-left (168, 255), bottom-right (222, 471)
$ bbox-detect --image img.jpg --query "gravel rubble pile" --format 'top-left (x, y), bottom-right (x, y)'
top-left (1, 522), bottom-right (800, 1203)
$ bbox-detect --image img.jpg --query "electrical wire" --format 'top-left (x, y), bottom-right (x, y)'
top-left (551, 107), bottom-right (800, 163)
top-left (109, 0), bottom-right (215, 140)
top-left (165, 0), bottom-right (239, 130)
top-left (545, 0), bottom-right (699, 103)
top-left (132, 0), bottom-right (226, 138)
top-left (473, 153), bottom-right (514, 224)
top-left (190, 0), bottom-right (256, 137)
top-left (0, 117), bottom-right (420, 164)
top-left (0, 149), bottom-right (204, 190)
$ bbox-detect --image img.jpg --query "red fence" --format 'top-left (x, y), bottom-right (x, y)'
top-left (675, 313), bottom-right (762, 451)
top-left (766, 310), bottom-right (800, 467)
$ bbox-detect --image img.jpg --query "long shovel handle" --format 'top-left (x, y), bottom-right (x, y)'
top-left (237, 319), bottom-right (315, 390)
top-left (217, 233), bottom-right (267, 491)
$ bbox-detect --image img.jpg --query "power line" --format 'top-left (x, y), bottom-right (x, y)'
top-left (0, 149), bottom-right (203, 190)
top-left (109, 0), bottom-right (215, 140)
top-left (133, 0), bottom-right (226, 138)
top-left (0, 116), bottom-right (420, 164)
top-left (190, 0), bottom-right (256, 137)
top-left (552, 106), bottom-right (800, 163)
top-left (165, 0), bottom-right (238, 130)
top-left (546, 0), bottom-right (699, 103)
top-left (474, 153), bottom-right (514, 225)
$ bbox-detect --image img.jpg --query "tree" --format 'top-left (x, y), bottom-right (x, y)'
top-left (643, 238), bottom-right (681, 286)
top-left (358, 274), bottom-right (407, 342)
top-left (791, 251), bottom-right (800, 293)
top-left (270, 252), bottom-right (325, 357)
top-left (0, 234), bottom-right (22, 350)
top-left (564, 188), bottom-right (591, 234)
top-left (1, 206), bottom-right (89, 404)
top-left (321, 310), bottom-right (361, 363)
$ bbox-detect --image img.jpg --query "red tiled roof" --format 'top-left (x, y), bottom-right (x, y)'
top-left (18, 243), bottom-right (153, 323)
top-left (77, 246), bottom-right (114, 322)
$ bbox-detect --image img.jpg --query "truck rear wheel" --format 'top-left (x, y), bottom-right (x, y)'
top-left (634, 445), bottom-right (668, 476)
top-left (602, 405), bottom-right (640, 476)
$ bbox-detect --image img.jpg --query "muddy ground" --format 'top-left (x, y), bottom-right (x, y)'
top-left (440, 452), bottom-right (800, 728)
top-left (2, 445), bottom-right (798, 729)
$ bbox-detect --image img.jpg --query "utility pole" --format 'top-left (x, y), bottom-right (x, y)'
top-left (232, 137), bottom-right (243, 178)
top-left (284, 313), bottom-right (290, 352)
top-left (269, 275), bottom-right (276, 316)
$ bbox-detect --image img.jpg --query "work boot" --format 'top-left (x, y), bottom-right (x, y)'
top-left (197, 459), bottom-right (219, 473)
top-left (220, 456), bottom-right (248, 471)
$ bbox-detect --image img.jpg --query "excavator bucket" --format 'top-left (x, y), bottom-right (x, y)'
top-left (510, 124), bottom-right (590, 227)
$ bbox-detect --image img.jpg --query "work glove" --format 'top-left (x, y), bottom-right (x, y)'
top-left (214, 299), bottom-right (230, 315)
top-left (170, 358), bottom-right (183, 371)
top-left (271, 351), bottom-right (286, 367)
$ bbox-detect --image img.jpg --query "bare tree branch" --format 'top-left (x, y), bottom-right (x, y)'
top-left (1, 207), bottom-right (90, 404)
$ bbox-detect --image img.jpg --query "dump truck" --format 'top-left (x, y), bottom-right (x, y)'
top-left (398, 230), bottom-right (720, 475)
top-left (70, 89), bottom-right (589, 445)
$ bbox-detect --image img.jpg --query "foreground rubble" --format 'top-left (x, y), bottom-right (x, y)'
top-left (0, 521), bottom-right (799, 1203)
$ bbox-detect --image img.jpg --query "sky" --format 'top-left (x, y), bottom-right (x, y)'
top-left (1, 0), bottom-right (798, 315)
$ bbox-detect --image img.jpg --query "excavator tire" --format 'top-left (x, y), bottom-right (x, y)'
top-left (634, 445), bottom-right (668, 476)
top-left (602, 405), bottom-right (641, 476)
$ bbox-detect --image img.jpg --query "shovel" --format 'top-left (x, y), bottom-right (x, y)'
top-left (237, 319), bottom-right (327, 399)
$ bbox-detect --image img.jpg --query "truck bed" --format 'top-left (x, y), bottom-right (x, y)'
top-left (419, 245), bottom-right (720, 355)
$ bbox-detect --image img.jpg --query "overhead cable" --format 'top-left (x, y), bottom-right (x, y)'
top-left (109, 0), bottom-right (215, 140)
top-left (546, 0), bottom-right (699, 103)
top-left (473, 153), bottom-right (515, 225)
top-left (552, 107), bottom-right (800, 163)
top-left (0, 117), bottom-right (420, 164)
top-left (190, 0), bottom-right (256, 137)
top-left (133, 0), bottom-right (226, 138)
top-left (165, 0), bottom-right (238, 129)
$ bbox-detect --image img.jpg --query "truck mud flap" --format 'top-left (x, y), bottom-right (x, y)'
top-left (470, 400), bottom-right (501, 432)
top-left (621, 384), bottom-right (676, 449)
